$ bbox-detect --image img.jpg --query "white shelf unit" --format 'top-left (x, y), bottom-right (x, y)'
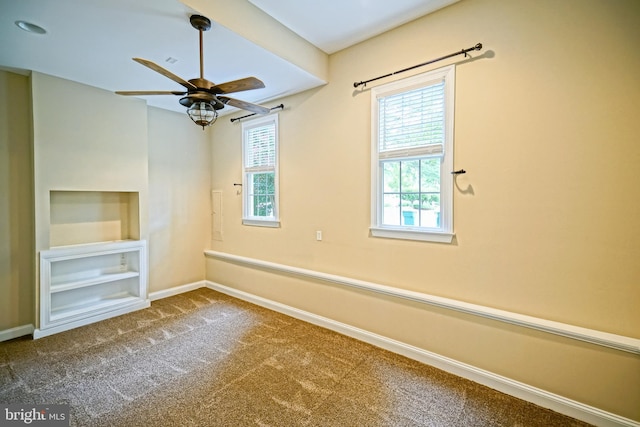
top-left (35, 240), bottom-right (149, 338)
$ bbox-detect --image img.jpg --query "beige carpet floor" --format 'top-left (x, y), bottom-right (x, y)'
top-left (0, 288), bottom-right (592, 426)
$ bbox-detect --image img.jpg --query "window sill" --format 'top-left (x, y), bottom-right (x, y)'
top-left (370, 226), bottom-right (454, 243)
top-left (242, 219), bottom-right (280, 228)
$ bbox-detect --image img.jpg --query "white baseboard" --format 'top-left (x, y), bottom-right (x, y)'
top-left (33, 300), bottom-right (151, 339)
top-left (0, 282), bottom-right (204, 342)
top-left (148, 280), bottom-right (207, 301)
top-left (8, 279), bottom-right (633, 426)
top-left (0, 324), bottom-right (34, 342)
top-left (205, 280), bottom-right (639, 427)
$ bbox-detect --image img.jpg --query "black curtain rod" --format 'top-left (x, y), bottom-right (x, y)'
top-left (230, 104), bottom-right (284, 123)
top-left (353, 43), bottom-right (482, 88)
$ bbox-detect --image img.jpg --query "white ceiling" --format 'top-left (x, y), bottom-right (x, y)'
top-left (0, 0), bottom-right (459, 116)
top-left (248, 0), bottom-right (460, 54)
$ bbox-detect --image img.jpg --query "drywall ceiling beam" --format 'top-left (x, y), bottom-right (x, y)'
top-left (180, 0), bottom-right (328, 83)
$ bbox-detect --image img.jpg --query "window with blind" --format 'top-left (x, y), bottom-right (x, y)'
top-left (370, 65), bottom-right (455, 243)
top-left (242, 114), bottom-right (279, 227)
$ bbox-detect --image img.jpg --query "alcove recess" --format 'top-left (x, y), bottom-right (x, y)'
top-left (49, 190), bottom-right (140, 247)
top-left (35, 190), bottom-right (149, 339)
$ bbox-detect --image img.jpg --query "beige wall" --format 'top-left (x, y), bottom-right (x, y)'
top-left (0, 70), bottom-right (34, 331)
top-left (0, 71), bottom-right (211, 330)
top-left (207, 0), bottom-right (640, 421)
top-left (30, 73), bottom-right (150, 326)
top-left (30, 73), bottom-right (212, 307)
top-left (147, 106), bottom-right (211, 293)
top-left (31, 72), bottom-right (150, 252)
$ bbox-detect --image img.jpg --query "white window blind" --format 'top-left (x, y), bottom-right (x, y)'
top-left (378, 79), bottom-right (445, 160)
top-left (245, 122), bottom-right (275, 172)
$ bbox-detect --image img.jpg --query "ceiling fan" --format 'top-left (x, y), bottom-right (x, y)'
top-left (116, 14), bottom-right (269, 129)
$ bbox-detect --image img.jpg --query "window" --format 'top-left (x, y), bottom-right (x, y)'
top-left (370, 65), bottom-right (455, 243)
top-left (242, 114), bottom-right (279, 227)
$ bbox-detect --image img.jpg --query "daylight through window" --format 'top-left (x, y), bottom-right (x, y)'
top-left (242, 114), bottom-right (279, 227)
top-left (371, 65), bottom-right (455, 243)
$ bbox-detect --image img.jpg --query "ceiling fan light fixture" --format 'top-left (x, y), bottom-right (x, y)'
top-left (187, 102), bottom-right (217, 129)
top-left (116, 14), bottom-right (269, 125)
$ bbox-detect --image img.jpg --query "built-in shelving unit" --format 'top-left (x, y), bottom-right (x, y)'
top-left (34, 189), bottom-right (148, 339)
top-left (35, 239), bottom-right (149, 338)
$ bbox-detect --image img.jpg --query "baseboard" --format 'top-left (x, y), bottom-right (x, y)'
top-left (148, 280), bottom-right (207, 301)
top-left (34, 300), bottom-right (151, 339)
top-left (4, 280), bottom-right (206, 341)
top-left (0, 324), bottom-right (34, 342)
top-left (15, 278), bottom-right (631, 425)
top-left (1, 282), bottom-right (205, 342)
top-left (205, 280), bottom-right (639, 427)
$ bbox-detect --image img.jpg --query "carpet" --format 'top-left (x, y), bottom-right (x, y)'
top-left (0, 288), bottom-right (593, 426)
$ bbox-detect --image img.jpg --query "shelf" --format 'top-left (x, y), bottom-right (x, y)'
top-left (49, 239), bottom-right (139, 251)
top-left (43, 239), bottom-right (144, 257)
top-left (39, 239), bottom-right (148, 337)
top-left (50, 293), bottom-right (141, 322)
top-left (50, 271), bottom-right (140, 293)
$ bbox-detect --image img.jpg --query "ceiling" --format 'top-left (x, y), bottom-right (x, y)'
top-left (0, 0), bottom-right (459, 116)
top-left (248, 0), bottom-right (460, 54)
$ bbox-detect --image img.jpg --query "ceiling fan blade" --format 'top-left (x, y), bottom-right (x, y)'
top-left (219, 97), bottom-right (270, 115)
top-left (210, 77), bottom-right (265, 94)
top-left (115, 90), bottom-right (186, 96)
top-left (132, 58), bottom-right (197, 91)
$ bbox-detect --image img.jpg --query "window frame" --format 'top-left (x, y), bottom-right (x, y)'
top-left (241, 114), bottom-right (280, 228)
top-left (370, 65), bottom-right (455, 243)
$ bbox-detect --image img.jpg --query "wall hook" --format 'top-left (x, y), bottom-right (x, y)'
top-left (451, 169), bottom-right (467, 175)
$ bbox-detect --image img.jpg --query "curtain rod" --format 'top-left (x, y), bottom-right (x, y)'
top-left (353, 43), bottom-right (482, 88)
top-left (230, 104), bottom-right (284, 123)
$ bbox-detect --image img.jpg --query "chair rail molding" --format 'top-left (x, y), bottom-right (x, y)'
top-left (204, 250), bottom-right (640, 355)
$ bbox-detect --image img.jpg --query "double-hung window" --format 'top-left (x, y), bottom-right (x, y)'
top-left (242, 114), bottom-right (279, 227)
top-left (370, 65), bottom-right (455, 243)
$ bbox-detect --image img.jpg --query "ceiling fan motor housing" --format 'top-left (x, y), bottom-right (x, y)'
top-left (188, 78), bottom-right (214, 90)
top-left (179, 92), bottom-right (224, 110)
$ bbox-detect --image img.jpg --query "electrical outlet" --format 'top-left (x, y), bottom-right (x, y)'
top-left (316, 231), bottom-right (322, 241)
